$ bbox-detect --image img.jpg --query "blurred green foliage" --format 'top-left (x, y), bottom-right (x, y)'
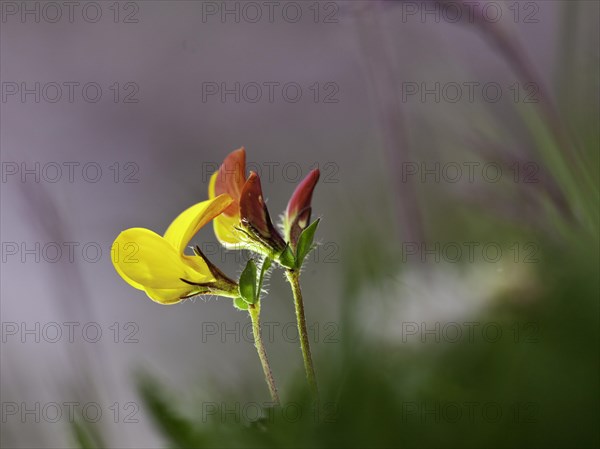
top-left (111, 234), bottom-right (598, 449)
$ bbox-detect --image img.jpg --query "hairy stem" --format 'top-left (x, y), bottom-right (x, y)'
top-left (248, 303), bottom-right (280, 405)
top-left (285, 270), bottom-right (319, 401)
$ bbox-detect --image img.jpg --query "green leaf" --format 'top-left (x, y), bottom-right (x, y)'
top-left (233, 296), bottom-right (249, 310)
top-left (239, 259), bottom-right (258, 304)
top-left (257, 257), bottom-right (272, 293)
top-left (279, 244), bottom-right (296, 269)
top-left (136, 374), bottom-right (203, 447)
top-left (295, 218), bottom-right (320, 268)
top-left (70, 419), bottom-right (100, 449)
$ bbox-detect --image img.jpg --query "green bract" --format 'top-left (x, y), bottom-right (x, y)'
top-left (239, 259), bottom-right (258, 305)
top-left (294, 218), bottom-right (320, 270)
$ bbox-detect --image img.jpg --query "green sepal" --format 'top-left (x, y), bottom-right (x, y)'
top-left (239, 259), bottom-right (258, 304)
top-left (295, 218), bottom-right (320, 269)
top-left (233, 297), bottom-right (249, 310)
top-left (278, 244), bottom-right (296, 269)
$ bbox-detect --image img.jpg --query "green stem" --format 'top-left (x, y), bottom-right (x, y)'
top-left (285, 270), bottom-right (319, 401)
top-left (248, 303), bottom-right (280, 405)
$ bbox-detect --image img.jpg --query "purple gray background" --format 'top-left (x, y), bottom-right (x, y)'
top-left (1, 1), bottom-right (598, 447)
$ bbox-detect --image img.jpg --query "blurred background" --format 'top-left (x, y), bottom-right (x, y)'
top-left (1, 1), bottom-right (598, 447)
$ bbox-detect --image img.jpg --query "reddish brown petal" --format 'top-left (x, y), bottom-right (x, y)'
top-left (286, 168), bottom-right (320, 226)
top-left (215, 147), bottom-right (246, 215)
top-left (240, 172), bottom-right (286, 252)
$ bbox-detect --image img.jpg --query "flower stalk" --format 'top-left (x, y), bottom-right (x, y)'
top-left (247, 303), bottom-right (280, 405)
top-left (285, 269), bottom-right (318, 401)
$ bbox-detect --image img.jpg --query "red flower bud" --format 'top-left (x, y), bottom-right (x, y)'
top-left (285, 169), bottom-right (320, 247)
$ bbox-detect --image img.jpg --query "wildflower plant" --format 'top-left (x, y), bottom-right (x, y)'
top-left (209, 147), bottom-right (321, 399)
top-left (112, 147), bottom-right (322, 404)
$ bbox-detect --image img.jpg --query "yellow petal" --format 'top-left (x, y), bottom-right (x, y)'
top-left (213, 212), bottom-right (246, 247)
top-left (144, 287), bottom-right (192, 305)
top-left (112, 239), bottom-right (144, 290)
top-left (112, 228), bottom-right (214, 289)
top-left (164, 194), bottom-right (233, 254)
top-left (210, 171), bottom-right (247, 246)
top-left (180, 254), bottom-right (207, 271)
top-left (208, 171), bottom-right (218, 199)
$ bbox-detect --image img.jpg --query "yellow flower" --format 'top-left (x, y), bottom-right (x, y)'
top-left (112, 194), bottom-right (237, 304)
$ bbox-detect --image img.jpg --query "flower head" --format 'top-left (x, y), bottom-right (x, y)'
top-left (209, 147), bottom-right (285, 256)
top-left (112, 194), bottom-right (238, 304)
